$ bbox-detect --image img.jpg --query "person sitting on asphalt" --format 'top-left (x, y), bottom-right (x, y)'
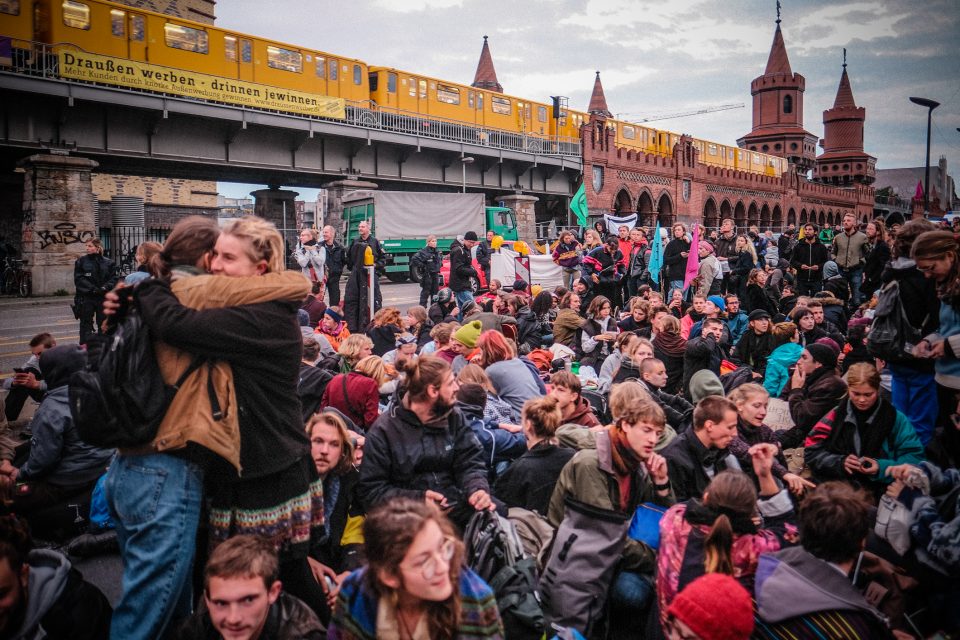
top-left (731, 309), bottom-right (775, 378)
top-left (662, 396), bottom-right (742, 502)
top-left (638, 357), bottom-right (693, 433)
top-left (548, 370), bottom-right (601, 429)
top-left (783, 343), bottom-right (847, 436)
top-left (682, 317), bottom-right (726, 400)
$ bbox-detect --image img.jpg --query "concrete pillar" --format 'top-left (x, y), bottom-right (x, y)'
top-left (250, 188), bottom-right (299, 232)
top-left (18, 153), bottom-right (99, 295)
top-left (496, 193), bottom-right (538, 244)
top-left (320, 179), bottom-right (378, 242)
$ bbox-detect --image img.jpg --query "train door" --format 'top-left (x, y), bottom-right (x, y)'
top-left (127, 11), bottom-right (146, 60)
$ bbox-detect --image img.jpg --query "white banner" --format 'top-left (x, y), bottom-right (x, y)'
top-left (603, 213), bottom-right (639, 235)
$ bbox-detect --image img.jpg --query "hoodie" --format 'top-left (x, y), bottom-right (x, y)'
top-left (763, 342), bottom-right (804, 398)
top-left (754, 546), bottom-right (892, 639)
top-left (561, 396), bottom-right (601, 428)
top-left (457, 400), bottom-right (527, 480)
top-left (10, 549), bottom-right (112, 640)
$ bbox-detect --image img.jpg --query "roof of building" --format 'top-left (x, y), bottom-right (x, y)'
top-left (588, 71), bottom-right (612, 117)
top-left (875, 166), bottom-right (956, 201)
top-left (471, 36), bottom-right (503, 93)
top-left (832, 68), bottom-right (856, 109)
top-left (764, 25), bottom-right (793, 76)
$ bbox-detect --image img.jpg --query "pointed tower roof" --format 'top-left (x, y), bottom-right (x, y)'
top-left (588, 71), bottom-right (612, 117)
top-left (471, 36), bottom-right (502, 93)
top-left (832, 54), bottom-right (857, 109)
top-left (764, 24), bottom-right (793, 75)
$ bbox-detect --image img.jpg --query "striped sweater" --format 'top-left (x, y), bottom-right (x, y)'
top-left (328, 566), bottom-right (503, 640)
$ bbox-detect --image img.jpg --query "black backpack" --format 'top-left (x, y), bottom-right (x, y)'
top-left (464, 510), bottom-right (545, 640)
top-left (867, 281), bottom-right (923, 364)
top-left (69, 313), bottom-right (211, 448)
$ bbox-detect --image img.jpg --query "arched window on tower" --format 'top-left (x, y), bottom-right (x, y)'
top-left (783, 95), bottom-right (793, 114)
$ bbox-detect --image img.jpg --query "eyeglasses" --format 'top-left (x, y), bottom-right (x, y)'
top-left (403, 537), bottom-right (456, 581)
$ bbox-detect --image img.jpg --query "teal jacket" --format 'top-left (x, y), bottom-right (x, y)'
top-left (763, 343), bottom-right (804, 398)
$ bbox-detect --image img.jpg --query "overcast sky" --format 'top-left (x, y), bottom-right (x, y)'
top-left (216, 0), bottom-right (960, 202)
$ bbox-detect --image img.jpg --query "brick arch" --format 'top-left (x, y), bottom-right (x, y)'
top-left (772, 205), bottom-right (783, 231)
top-left (613, 187), bottom-right (633, 214)
top-left (657, 192), bottom-right (674, 226)
top-left (818, 210), bottom-right (826, 226)
top-left (787, 207), bottom-right (796, 227)
top-left (720, 199), bottom-right (732, 222)
top-left (734, 201), bottom-right (747, 229)
top-left (799, 208), bottom-right (807, 224)
top-left (827, 211), bottom-right (835, 226)
top-left (861, 212), bottom-right (869, 224)
top-left (637, 189), bottom-right (656, 227)
top-left (703, 198), bottom-right (719, 230)
top-left (747, 202), bottom-right (760, 227)
top-left (760, 203), bottom-right (772, 228)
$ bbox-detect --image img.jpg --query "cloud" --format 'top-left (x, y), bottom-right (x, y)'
top-left (372, 0), bottom-right (466, 12)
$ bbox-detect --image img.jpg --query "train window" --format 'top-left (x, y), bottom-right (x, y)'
top-left (110, 9), bottom-right (124, 36)
top-left (622, 125), bottom-right (635, 140)
top-left (130, 15), bottom-right (144, 41)
top-left (62, 0), bottom-right (90, 29)
top-left (468, 91), bottom-right (475, 108)
top-left (315, 57), bottom-right (326, 78)
top-left (437, 84), bottom-right (460, 105)
top-left (753, 154), bottom-right (761, 163)
top-left (477, 93), bottom-right (482, 110)
top-left (267, 45), bottom-right (302, 73)
top-left (224, 36), bottom-right (237, 62)
top-left (708, 144), bottom-right (717, 156)
top-left (418, 79), bottom-right (427, 99)
top-left (353, 64), bottom-right (362, 85)
top-left (328, 59), bottom-right (337, 80)
top-left (728, 150), bottom-right (734, 159)
top-left (164, 23), bottom-right (208, 54)
top-left (0, 1), bottom-right (19, 16)
top-left (387, 72), bottom-right (396, 93)
top-left (538, 106), bottom-right (546, 123)
top-left (368, 71), bottom-right (377, 91)
top-left (241, 39), bottom-right (252, 63)
top-left (408, 77), bottom-right (417, 97)
top-left (525, 104), bottom-right (531, 119)
top-left (491, 96), bottom-right (510, 115)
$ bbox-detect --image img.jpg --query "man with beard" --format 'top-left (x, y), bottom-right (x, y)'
top-left (0, 516), bottom-right (111, 639)
top-left (714, 218), bottom-right (738, 293)
top-left (343, 220), bottom-right (385, 332)
top-left (358, 355), bottom-right (494, 530)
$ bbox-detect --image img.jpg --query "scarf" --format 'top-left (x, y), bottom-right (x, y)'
top-left (654, 331), bottom-right (686, 357)
top-left (684, 499), bottom-right (758, 535)
top-left (323, 475), bottom-right (340, 536)
top-left (608, 425), bottom-right (643, 477)
top-left (303, 239), bottom-right (318, 247)
top-left (827, 397), bottom-right (897, 461)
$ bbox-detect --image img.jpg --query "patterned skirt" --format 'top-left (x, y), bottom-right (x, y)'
top-left (208, 455), bottom-right (324, 560)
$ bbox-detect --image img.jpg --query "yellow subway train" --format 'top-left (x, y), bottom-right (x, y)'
top-left (0, 0), bottom-right (786, 177)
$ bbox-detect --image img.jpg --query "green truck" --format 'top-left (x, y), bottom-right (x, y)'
top-left (341, 191), bottom-right (519, 282)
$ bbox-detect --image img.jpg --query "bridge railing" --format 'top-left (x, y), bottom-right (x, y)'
top-left (2, 41), bottom-right (582, 159)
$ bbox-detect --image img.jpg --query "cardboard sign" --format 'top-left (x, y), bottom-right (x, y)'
top-left (765, 398), bottom-right (795, 432)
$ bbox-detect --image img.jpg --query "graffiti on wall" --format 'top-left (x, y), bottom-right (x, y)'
top-left (35, 223), bottom-right (96, 250)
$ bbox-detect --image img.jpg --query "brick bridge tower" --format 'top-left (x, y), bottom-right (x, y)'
top-left (813, 51), bottom-right (876, 186)
top-left (738, 7), bottom-right (817, 174)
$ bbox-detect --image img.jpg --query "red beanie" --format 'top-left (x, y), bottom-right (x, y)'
top-left (666, 573), bottom-right (754, 640)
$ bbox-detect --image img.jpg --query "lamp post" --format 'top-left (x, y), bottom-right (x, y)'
top-left (461, 156), bottom-right (474, 193)
top-left (909, 97), bottom-right (940, 214)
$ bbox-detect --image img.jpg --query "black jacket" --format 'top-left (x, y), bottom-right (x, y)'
top-left (790, 240), bottom-right (829, 283)
top-left (785, 367), bottom-right (847, 435)
top-left (862, 240), bottom-right (890, 293)
top-left (662, 429), bottom-right (738, 502)
top-left (732, 330), bottom-right (775, 376)
top-left (312, 468), bottom-right (362, 573)
top-left (346, 234), bottom-right (384, 272)
top-left (880, 258), bottom-right (940, 372)
top-left (136, 279), bottom-right (310, 479)
top-left (368, 324), bottom-right (402, 356)
top-left (476, 239), bottom-right (492, 268)
top-left (179, 592), bottom-right (324, 640)
top-left (745, 283), bottom-right (779, 316)
top-left (664, 238), bottom-right (691, 282)
top-left (637, 380), bottom-right (693, 432)
top-left (448, 239), bottom-right (477, 292)
top-left (298, 363), bottom-right (334, 424)
top-left (74, 254), bottom-right (118, 296)
top-left (323, 240), bottom-right (346, 274)
top-left (412, 245), bottom-right (442, 274)
top-left (516, 308), bottom-right (548, 352)
top-left (682, 334), bottom-right (724, 398)
top-left (493, 441), bottom-right (574, 515)
top-left (359, 402), bottom-right (489, 511)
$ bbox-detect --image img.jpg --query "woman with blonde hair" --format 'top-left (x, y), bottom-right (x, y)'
top-left (293, 226), bottom-right (326, 284)
top-left (124, 240), bottom-right (163, 285)
top-left (328, 499), bottom-right (503, 639)
top-left (338, 334), bottom-right (374, 372)
top-left (123, 214), bottom-right (324, 630)
top-left (322, 355), bottom-right (383, 431)
top-left (582, 228), bottom-right (602, 253)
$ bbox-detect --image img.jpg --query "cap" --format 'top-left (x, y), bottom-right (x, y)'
top-left (463, 231), bottom-right (479, 241)
top-left (806, 343), bottom-right (838, 370)
top-left (748, 309), bottom-right (771, 321)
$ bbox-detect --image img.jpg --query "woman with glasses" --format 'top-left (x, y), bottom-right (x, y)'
top-left (328, 498), bottom-right (503, 640)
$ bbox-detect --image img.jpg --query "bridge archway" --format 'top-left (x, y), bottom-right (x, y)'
top-left (703, 198), bottom-right (719, 230)
top-left (637, 190), bottom-right (655, 227)
top-left (613, 188), bottom-right (632, 214)
top-left (787, 207), bottom-right (796, 228)
top-left (720, 199), bottom-right (732, 223)
top-left (760, 203), bottom-right (771, 229)
top-left (734, 201), bottom-right (747, 230)
top-left (747, 202), bottom-right (760, 228)
top-left (772, 205), bottom-right (783, 230)
top-left (657, 193), bottom-right (674, 226)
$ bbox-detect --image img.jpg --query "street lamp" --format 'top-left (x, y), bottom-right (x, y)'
top-left (461, 156), bottom-right (474, 193)
top-left (909, 96), bottom-right (940, 214)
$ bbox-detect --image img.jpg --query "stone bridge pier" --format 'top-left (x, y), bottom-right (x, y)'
top-left (18, 153), bottom-right (99, 295)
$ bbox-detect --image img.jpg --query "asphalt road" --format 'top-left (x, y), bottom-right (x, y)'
top-left (0, 278), bottom-right (424, 378)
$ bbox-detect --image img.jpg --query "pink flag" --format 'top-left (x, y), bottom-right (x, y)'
top-left (915, 180), bottom-right (924, 200)
top-left (683, 224), bottom-right (700, 291)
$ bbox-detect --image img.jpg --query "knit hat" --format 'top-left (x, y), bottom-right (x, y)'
top-left (815, 337), bottom-right (841, 355)
top-left (460, 298), bottom-right (478, 317)
top-left (463, 231), bottom-right (479, 241)
top-left (806, 343), bottom-right (838, 370)
top-left (748, 309), bottom-right (771, 321)
top-left (324, 307), bottom-right (343, 323)
top-left (822, 260), bottom-right (840, 279)
top-left (453, 320), bottom-right (483, 348)
top-left (699, 240), bottom-right (714, 254)
top-left (690, 370), bottom-right (724, 403)
top-left (667, 573), bottom-right (754, 640)
top-left (395, 333), bottom-right (417, 347)
top-left (706, 295), bottom-right (726, 312)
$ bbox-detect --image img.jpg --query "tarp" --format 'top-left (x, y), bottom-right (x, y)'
top-left (346, 191), bottom-right (486, 239)
top-left (492, 247), bottom-right (563, 289)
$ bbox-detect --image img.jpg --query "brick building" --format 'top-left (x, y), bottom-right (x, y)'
top-left (581, 16), bottom-right (876, 232)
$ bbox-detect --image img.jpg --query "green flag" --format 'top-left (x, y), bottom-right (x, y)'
top-left (570, 183), bottom-right (588, 226)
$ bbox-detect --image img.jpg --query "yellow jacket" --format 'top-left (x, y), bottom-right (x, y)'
top-left (145, 270), bottom-right (310, 472)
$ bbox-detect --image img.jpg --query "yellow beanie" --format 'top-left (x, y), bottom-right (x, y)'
top-left (453, 320), bottom-right (483, 349)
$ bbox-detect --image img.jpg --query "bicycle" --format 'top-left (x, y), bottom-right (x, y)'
top-left (2, 258), bottom-right (32, 297)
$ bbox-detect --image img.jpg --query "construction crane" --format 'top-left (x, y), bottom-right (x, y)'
top-left (615, 103), bottom-right (744, 124)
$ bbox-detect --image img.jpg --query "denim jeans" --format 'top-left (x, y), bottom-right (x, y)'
top-left (609, 570), bottom-right (654, 613)
top-left (889, 363), bottom-right (938, 446)
top-left (455, 289), bottom-right (474, 322)
top-left (105, 453), bottom-right (204, 640)
top-left (840, 266), bottom-right (863, 307)
top-left (668, 280), bottom-right (685, 302)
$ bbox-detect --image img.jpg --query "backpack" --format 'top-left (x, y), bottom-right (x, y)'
top-left (867, 281), bottom-right (924, 363)
top-left (464, 510), bottom-right (545, 640)
top-left (69, 313), bottom-right (211, 448)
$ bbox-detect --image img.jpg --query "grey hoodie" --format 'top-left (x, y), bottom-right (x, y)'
top-left (10, 550), bottom-right (70, 640)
